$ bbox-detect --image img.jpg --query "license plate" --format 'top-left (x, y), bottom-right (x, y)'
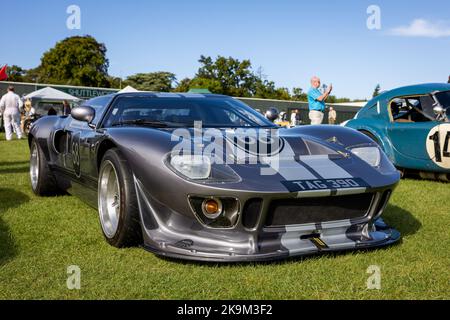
top-left (282, 178), bottom-right (369, 192)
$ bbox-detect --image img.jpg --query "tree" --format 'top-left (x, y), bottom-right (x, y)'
top-left (22, 67), bottom-right (40, 83)
top-left (173, 78), bottom-right (192, 92)
top-left (188, 77), bottom-right (222, 93)
top-left (6, 65), bottom-right (26, 82)
top-left (106, 76), bottom-right (123, 89)
top-left (254, 79), bottom-right (290, 100)
top-left (372, 84), bottom-right (381, 98)
top-left (35, 35), bottom-right (110, 87)
top-left (125, 72), bottom-right (176, 92)
top-left (291, 87), bottom-right (308, 101)
top-left (195, 55), bottom-right (256, 97)
top-left (326, 95), bottom-right (351, 104)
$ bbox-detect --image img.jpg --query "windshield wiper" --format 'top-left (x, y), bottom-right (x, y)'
top-left (111, 119), bottom-right (168, 128)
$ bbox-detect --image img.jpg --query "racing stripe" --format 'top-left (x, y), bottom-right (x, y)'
top-left (281, 225), bottom-right (318, 254)
top-left (271, 140), bottom-right (317, 180)
top-left (295, 157), bottom-right (323, 179)
top-left (299, 155), bottom-right (353, 179)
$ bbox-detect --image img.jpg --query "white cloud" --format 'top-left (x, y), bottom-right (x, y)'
top-left (390, 19), bottom-right (450, 38)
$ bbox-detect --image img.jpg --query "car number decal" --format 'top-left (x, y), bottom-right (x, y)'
top-left (426, 123), bottom-right (450, 169)
top-left (71, 133), bottom-right (82, 177)
top-left (281, 178), bottom-right (369, 192)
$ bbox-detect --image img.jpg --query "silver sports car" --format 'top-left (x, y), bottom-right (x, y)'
top-left (29, 92), bottom-right (401, 262)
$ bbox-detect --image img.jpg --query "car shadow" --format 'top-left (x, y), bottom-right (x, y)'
top-left (382, 204), bottom-right (422, 237)
top-left (0, 188), bottom-right (30, 266)
top-left (156, 204), bottom-right (420, 267)
top-left (0, 161), bottom-right (30, 174)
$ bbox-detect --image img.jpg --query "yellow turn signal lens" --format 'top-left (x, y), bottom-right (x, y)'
top-left (202, 198), bottom-right (223, 219)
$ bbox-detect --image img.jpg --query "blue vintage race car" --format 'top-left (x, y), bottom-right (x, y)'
top-left (344, 83), bottom-right (450, 181)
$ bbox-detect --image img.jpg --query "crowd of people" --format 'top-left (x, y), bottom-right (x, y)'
top-left (264, 76), bottom-right (338, 127)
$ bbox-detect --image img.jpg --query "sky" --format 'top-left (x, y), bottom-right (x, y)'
top-left (1, 0), bottom-right (450, 99)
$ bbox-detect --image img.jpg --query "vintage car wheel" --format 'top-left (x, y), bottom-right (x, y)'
top-left (30, 139), bottom-right (60, 196)
top-left (98, 148), bottom-right (142, 247)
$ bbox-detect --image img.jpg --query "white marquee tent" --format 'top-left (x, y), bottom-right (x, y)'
top-left (25, 87), bottom-right (80, 101)
top-left (118, 85), bottom-right (139, 93)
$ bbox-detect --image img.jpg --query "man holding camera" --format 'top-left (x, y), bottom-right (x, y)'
top-left (307, 76), bottom-right (332, 125)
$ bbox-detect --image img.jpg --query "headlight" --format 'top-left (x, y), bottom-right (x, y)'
top-left (170, 155), bottom-right (211, 180)
top-left (351, 146), bottom-right (381, 167)
top-left (167, 154), bottom-right (241, 183)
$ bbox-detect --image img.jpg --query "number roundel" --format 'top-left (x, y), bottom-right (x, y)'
top-left (426, 123), bottom-right (450, 169)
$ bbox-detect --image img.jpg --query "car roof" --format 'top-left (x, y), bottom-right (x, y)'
top-left (111, 92), bottom-right (230, 99)
top-left (366, 83), bottom-right (450, 106)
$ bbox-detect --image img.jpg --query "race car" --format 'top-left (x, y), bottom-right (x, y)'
top-left (344, 83), bottom-right (450, 181)
top-left (28, 92), bottom-right (400, 262)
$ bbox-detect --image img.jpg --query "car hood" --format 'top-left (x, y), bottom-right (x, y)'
top-left (106, 126), bottom-right (400, 192)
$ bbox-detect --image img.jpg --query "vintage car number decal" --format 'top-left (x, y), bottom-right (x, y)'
top-left (426, 123), bottom-right (450, 169)
top-left (282, 178), bottom-right (369, 192)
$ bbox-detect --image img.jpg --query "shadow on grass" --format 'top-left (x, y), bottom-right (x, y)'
top-left (0, 188), bottom-right (30, 266)
top-left (155, 204), bottom-right (419, 267)
top-left (382, 204), bottom-right (421, 237)
top-left (0, 161), bottom-right (30, 174)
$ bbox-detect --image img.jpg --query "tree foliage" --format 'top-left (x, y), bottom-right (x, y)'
top-left (254, 79), bottom-right (290, 100)
top-left (125, 72), bottom-right (176, 92)
top-left (4, 35), bottom-right (357, 102)
top-left (6, 65), bottom-right (26, 82)
top-left (372, 84), bottom-right (381, 98)
top-left (173, 78), bottom-right (192, 92)
top-left (174, 55), bottom-right (294, 100)
top-left (291, 87), bottom-right (308, 102)
top-left (193, 55), bottom-right (256, 97)
top-left (34, 35), bottom-right (110, 87)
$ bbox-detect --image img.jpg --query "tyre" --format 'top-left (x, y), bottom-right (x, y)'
top-left (30, 138), bottom-right (60, 196)
top-left (98, 148), bottom-right (142, 247)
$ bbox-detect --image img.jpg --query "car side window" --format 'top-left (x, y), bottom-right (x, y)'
top-left (81, 95), bottom-right (113, 125)
top-left (389, 96), bottom-right (432, 123)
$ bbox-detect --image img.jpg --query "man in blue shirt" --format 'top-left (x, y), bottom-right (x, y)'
top-left (307, 76), bottom-right (332, 125)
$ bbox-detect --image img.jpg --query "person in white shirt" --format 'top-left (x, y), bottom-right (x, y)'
top-left (0, 86), bottom-right (24, 140)
top-left (290, 109), bottom-right (298, 127)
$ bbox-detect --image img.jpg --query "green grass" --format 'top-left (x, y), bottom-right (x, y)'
top-left (0, 133), bottom-right (449, 300)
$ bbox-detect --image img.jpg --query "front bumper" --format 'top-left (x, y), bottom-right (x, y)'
top-left (143, 226), bottom-right (401, 262)
top-left (134, 176), bottom-right (401, 262)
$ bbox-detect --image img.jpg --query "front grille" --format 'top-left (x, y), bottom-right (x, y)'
top-left (265, 193), bottom-right (374, 227)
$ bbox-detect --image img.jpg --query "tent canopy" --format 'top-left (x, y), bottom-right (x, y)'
top-left (118, 85), bottom-right (139, 93)
top-left (25, 87), bottom-right (79, 101)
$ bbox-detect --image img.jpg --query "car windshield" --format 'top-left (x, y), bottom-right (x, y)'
top-left (103, 96), bottom-right (276, 128)
top-left (434, 90), bottom-right (450, 117)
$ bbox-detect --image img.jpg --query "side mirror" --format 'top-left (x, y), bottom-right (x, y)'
top-left (71, 106), bottom-right (95, 125)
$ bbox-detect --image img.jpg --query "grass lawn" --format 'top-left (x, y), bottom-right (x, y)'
top-left (0, 132), bottom-right (449, 300)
